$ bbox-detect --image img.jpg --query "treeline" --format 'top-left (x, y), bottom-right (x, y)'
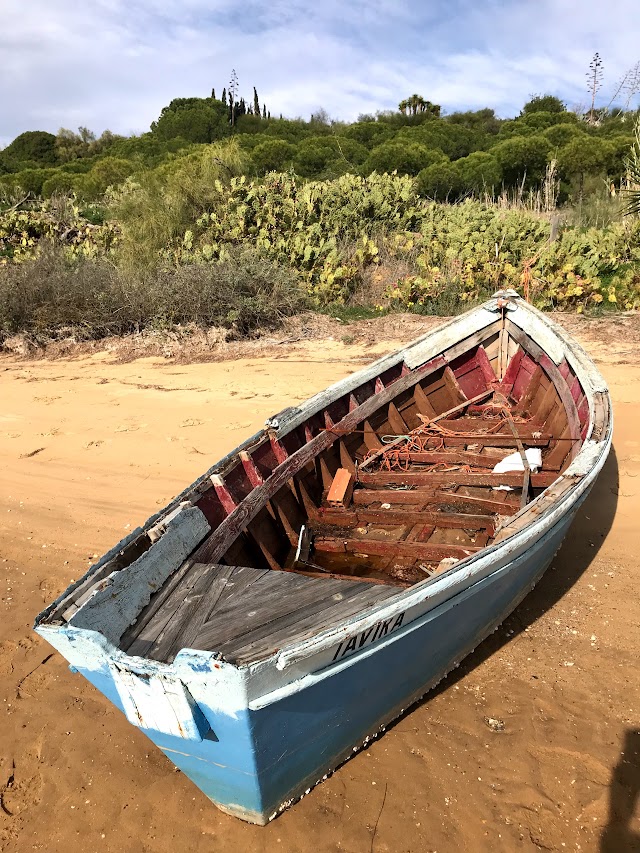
top-left (1, 88), bottom-right (639, 204)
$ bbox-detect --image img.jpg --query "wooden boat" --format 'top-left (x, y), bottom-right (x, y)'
top-left (35, 291), bottom-right (612, 824)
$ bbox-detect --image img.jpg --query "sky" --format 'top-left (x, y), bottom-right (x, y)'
top-left (2, 0), bottom-right (640, 148)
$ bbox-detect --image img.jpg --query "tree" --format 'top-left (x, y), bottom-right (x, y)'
top-left (343, 121), bottom-right (393, 148)
top-left (251, 139), bottom-right (296, 173)
top-left (253, 87), bottom-right (260, 117)
top-left (416, 161), bottom-right (461, 199)
top-left (364, 140), bottom-right (442, 176)
top-left (521, 94), bottom-right (566, 115)
top-left (262, 105), bottom-right (267, 119)
top-left (221, 88), bottom-right (227, 106)
top-left (398, 95), bottom-right (440, 118)
top-left (2, 131), bottom-right (58, 167)
top-left (293, 136), bottom-right (366, 177)
top-left (151, 97), bottom-right (230, 143)
top-left (492, 135), bottom-right (551, 187)
top-left (543, 123), bottom-right (585, 149)
top-left (558, 135), bottom-right (613, 198)
top-left (455, 152), bottom-right (502, 195)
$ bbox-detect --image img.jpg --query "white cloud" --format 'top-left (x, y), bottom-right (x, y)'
top-left (1, 0), bottom-right (639, 147)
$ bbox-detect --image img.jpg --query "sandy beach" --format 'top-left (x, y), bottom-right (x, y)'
top-left (1, 313), bottom-right (638, 853)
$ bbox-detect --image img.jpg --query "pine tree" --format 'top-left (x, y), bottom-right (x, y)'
top-left (253, 87), bottom-right (260, 117)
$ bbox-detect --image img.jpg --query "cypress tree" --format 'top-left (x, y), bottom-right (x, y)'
top-left (211, 87), bottom-right (216, 99)
top-left (263, 104), bottom-right (267, 119)
top-left (253, 87), bottom-right (260, 117)
top-left (221, 88), bottom-right (227, 106)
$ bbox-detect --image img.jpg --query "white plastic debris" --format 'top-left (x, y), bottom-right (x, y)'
top-left (492, 448), bottom-right (542, 474)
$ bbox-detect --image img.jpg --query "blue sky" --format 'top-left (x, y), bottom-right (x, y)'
top-left (2, 0), bottom-right (639, 147)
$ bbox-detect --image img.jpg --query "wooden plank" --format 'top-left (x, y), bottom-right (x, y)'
top-left (314, 535), bottom-right (482, 561)
top-left (513, 365), bottom-right (544, 416)
top-left (319, 507), bottom-right (495, 533)
top-left (397, 450), bottom-right (500, 467)
top-left (126, 562), bottom-right (226, 659)
top-left (434, 418), bottom-right (537, 435)
top-left (357, 470), bottom-right (558, 488)
top-left (221, 584), bottom-right (398, 665)
top-left (196, 577), bottom-right (393, 660)
top-left (435, 434), bottom-right (549, 448)
top-left (433, 490), bottom-right (520, 515)
top-left (504, 319), bottom-right (581, 460)
top-left (143, 563), bottom-right (241, 661)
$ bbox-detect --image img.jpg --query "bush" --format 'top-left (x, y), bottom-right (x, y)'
top-left (0, 244), bottom-right (307, 342)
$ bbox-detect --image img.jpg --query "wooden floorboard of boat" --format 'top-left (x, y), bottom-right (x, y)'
top-left (124, 563), bottom-right (398, 664)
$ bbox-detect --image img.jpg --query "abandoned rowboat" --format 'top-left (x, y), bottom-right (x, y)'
top-left (35, 290), bottom-right (612, 824)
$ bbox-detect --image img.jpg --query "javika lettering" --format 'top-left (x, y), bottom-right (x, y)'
top-left (331, 612), bottom-right (405, 662)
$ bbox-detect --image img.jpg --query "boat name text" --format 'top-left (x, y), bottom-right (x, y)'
top-left (331, 612), bottom-right (405, 661)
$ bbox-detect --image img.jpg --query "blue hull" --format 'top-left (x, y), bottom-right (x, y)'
top-left (71, 500), bottom-right (580, 823)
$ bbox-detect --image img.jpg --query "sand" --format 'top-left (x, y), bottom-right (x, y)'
top-left (0, 315), bottom-right (638, 853)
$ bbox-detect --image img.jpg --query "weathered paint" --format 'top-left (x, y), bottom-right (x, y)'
top-left (34, 293), bottom-right (612, 824)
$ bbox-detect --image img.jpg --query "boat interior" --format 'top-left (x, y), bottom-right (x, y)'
top-left (47, 310), bottom-right (609, 667)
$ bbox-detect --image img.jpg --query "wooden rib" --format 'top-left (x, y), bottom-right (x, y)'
top-left (269, 498), bottom-right (299, 546)
top-left (239, 451), bottom-right (264, 488)
top-left (413, 383), bottom-right (437, 417)
top-left (295, 477), bottom-right (320, 521)
top-left (319, 457), bottom-right (334, 491)
top-left (313, 535), bottom-right (481, 562)
top-left (339, 440), bottom-right (357, 474)
top-left (349, 393), bottom-right (359, 411)
top-left (444, 366), bottom-right (468, 405)
top-left (269, 434), bottom-right (289, 465)
top-left (357, 470), bottom-right (558, 488)
top-left (375, 377), bottom-right (385, 393)
top-left (324, 410), bottom-right (335, 429)
top-left (388, 401), bottom-right (409, 434)
top-left (364, 420), bottom-right (383, 451)
top-left (248, 526), bottom-right (282, 571)
top-left (211, 474), bottom-right (237, 515)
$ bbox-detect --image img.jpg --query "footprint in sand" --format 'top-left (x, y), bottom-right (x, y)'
top-left (84, 440), bottom-right (104, 450)
top-left (180, 418), bottom-right (204, 428)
